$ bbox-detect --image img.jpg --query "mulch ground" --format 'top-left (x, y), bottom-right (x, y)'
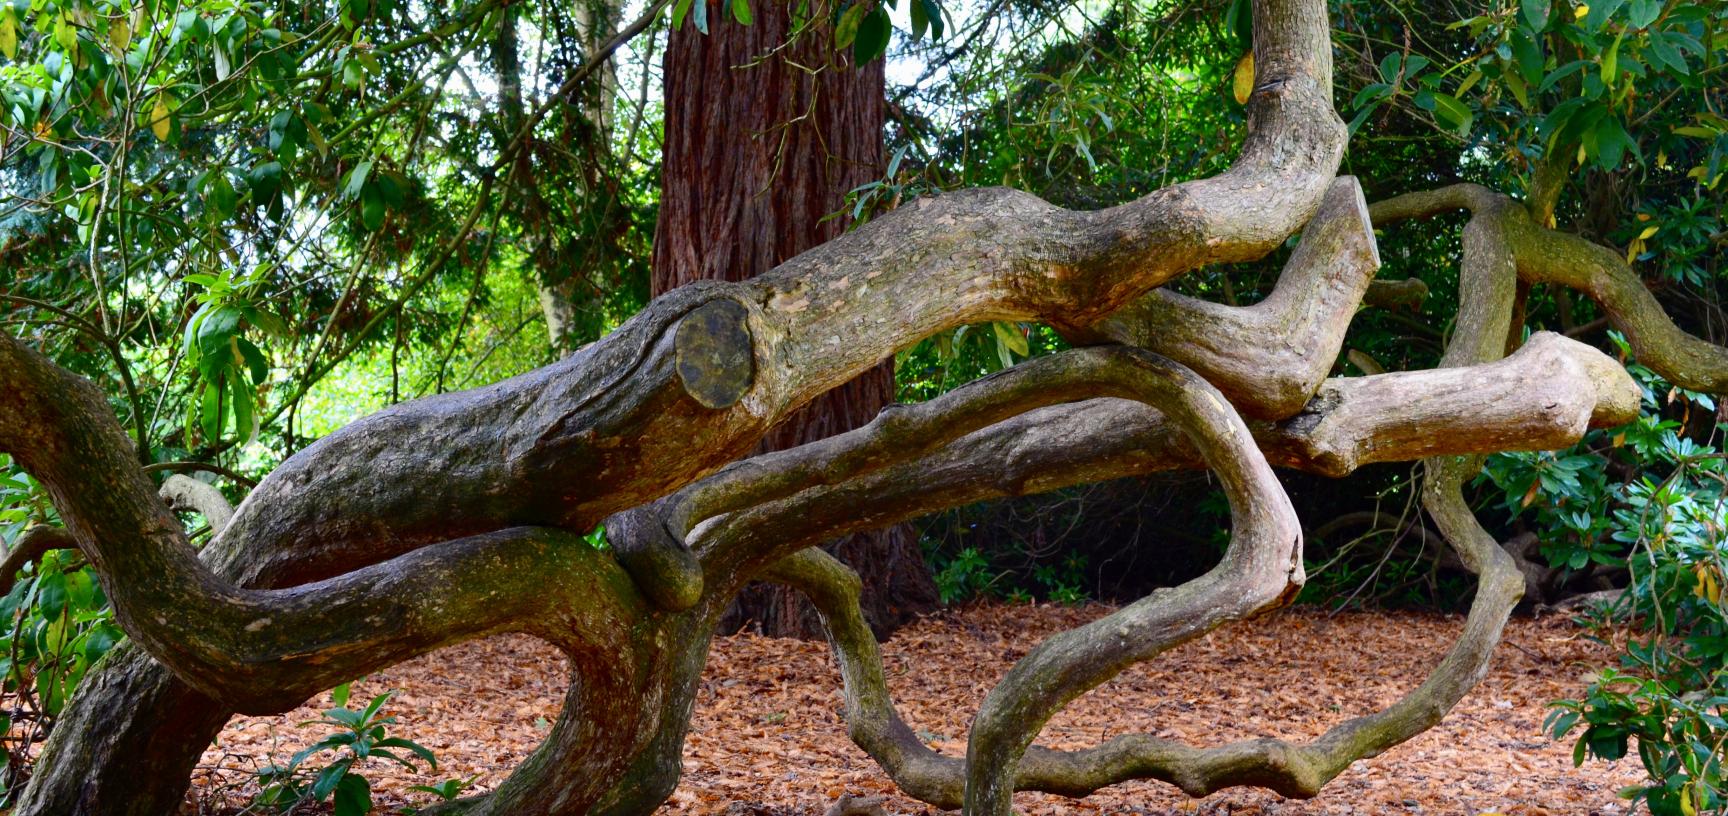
top-left (189, 603), bottom-right (1644, 815)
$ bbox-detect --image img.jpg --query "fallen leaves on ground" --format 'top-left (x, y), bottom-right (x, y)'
top-left (191, 603), bottom-right (1642, 815)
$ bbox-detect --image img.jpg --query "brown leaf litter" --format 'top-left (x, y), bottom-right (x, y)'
top-left (186, 603), bottom-right (1643, 815)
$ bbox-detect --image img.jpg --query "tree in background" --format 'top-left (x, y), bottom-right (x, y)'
top-left (652, 0), bottom-right (937, 637)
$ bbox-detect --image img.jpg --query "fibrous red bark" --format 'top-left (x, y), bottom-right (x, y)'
top-left (653, 3), bottom-right (933, 637)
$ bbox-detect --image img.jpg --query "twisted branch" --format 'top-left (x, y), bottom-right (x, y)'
top-left (1371, 184), bottom-right (1728, 394)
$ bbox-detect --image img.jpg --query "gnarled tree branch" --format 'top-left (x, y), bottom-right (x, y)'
top-left (1371, 184), bottom-right (1728, 394)
top-left (1080, 176), bottom-right (1380, 419)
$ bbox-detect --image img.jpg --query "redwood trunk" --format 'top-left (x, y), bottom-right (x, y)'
top-left (652, 0), bottom-right (936, 638)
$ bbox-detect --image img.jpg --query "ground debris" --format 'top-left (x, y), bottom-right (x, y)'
top-left (192, 604), bottom-right (1641, 815)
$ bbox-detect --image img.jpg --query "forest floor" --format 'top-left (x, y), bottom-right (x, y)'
top-left (190, 602), bottom-right (1644, 815)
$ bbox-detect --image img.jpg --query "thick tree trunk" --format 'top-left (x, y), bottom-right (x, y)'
top-left (653, 0), bottom-right (935, 638)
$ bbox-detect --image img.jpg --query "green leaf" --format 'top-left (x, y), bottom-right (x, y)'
top-left (671, 0), bottom-right (693, 30)
top-left (1345, 104), bottom-right (1376, 138)
top-left (322, 706), bottom-right (365, 729)
top-left (332, 682), bottom-right (352, 708)
top-left (36, 571), bottom-right (67, 620)
top-left (342, 160), bottom-right (373, 200)
top-left (206, 172), bottom-right (237, 221)
top-left (853, 8), bottom-right (890, 64)
top-left (358, 691), bottom-right (393, 726)
top-left (1505, 71), bottom-right (1530, 109)
top-left (289, 734), bottom-right (355, 768)
top-left (81, 622), bottom-right (120, 663)
top-left (235, 337), bottom-right (269, 385)
top-left (229, 372), bottom-right (254, 445)
top-left (730, 0), bottom-right (751, 25)
top-left (200, 377), bottom-right (225, 441)
top-left (311, 759), bottom-right (352, 801)
top-left (1591, 115), bottom-right (1637, 169)
top-left (1350, 82), bottom-right (1391, 109)
top-left (374, 736), bottom-right (438, 770)
top-left (1522, 0), bottom-right (1551, 30)
top-left (1224, 0), bottom-right (1252, 48)
top-left (1432, 92), bottom-right (1473, 136)
top-left (247, 162), bottom-right (285, 210)
top-left (921, 0), bottom-right (943, 39)
top-left (1538, 58), bottom-right (1590, 92)
top-left (1378, 52), bottom-right (1402, 83)
top-left (1583, 0), bottom-right (1624, 31)
top-left (195, 305), bottom-right (243, 358)
top-left (375, 169), bottom-right (409, 208)
top-left (909, 0), bottom-right (927, 41)
top-left (54, 14), bottom-right (75, 52)
top-left (360, 184), bottom-right (385, 231)
top-left (247, 307), bottom-right (290, 337)
top-left (1512, 27), bottom-right (1544, 87)
top-left (1601, 31), bottom-right (1622, 86)
top-left (1647, 33), bottom-right (1688, 75)
top-left (1626, 0), bottom-right (1660, 28)
top-left (332, 772), bottom-right (371, 816)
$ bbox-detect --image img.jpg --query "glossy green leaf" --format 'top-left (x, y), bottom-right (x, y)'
top-left (921, 0), bottom-right (943, 40)
top-left (360, 184), bottom-right (385, 230)
top-left (342, 160), bottom-right (373, 201)
top-left (1521, 0), bottom-right (1551, 30)
top-left (332, 772), bottom-right (371, 816)
top-left (200, 376), bottom-right (225, 440)
top-left (229, 371), bottom-right (254, 444)
top-left (691, 0), bottom-right (708, 35)
top-left (1583, 0), bottom-right (1625, 31)
top-left (853, 9), bottom-right (890, 64)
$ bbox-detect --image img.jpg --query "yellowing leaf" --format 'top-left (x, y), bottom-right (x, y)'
top-left (992, 321), bottom-right (1029, 357)
top-left (150, 95), bottom-right (171, 141)
top-left (1638, 225), bottom-right (1659, 240)
top-left (1457, 69), bottom-right (1484, 95)
top-left (1602, 32), bottom-right (1621, 86)
top-left (0, 13), bottom-right (16, 61)
top-left (1233, 52), bottom-right (1255, 105)
top-left (109, 17), bottom-right (131, 52)
top-left (1574, 4), bottom-right (1589, 19)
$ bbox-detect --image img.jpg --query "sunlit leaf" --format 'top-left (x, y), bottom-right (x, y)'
top-left (1232, 53), bottom-right (1254, 105)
